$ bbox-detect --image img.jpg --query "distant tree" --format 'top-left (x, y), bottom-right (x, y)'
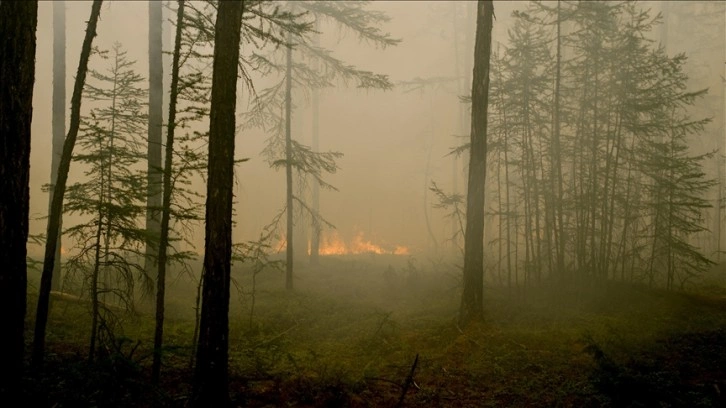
top-left (483, 0), bottom-right (717, 291)
top-left (500, 12), bottom-right (552, 285)
top-left (191, 1), bottom-right (244, 406)
top-left (637, 52), bottom-right (717, 288)
top-left (33, 0), bottom-right (103, 371)
top-left (309, 20), bottom-right (322, 266)
top-left (0, 0), bottom-right (37, 400)
top-left (62, 43), bottom-right (149, 362)
top-left (488, 49), bottom-right (517, 289)
top-left (284, 31), bottom-right (295, 290)
top-left (460, 0), bottom-right (493, 326)
top-left (398, 76), bottom-right (459, 256)
top-left (152, 0), bottom-right (186, 386)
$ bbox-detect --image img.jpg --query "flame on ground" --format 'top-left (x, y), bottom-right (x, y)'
top-left (317, 230), bottom-right (409, 256)
top-left (274, 230), bottom-right (410, 256)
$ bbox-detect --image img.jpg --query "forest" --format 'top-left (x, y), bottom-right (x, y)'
top-left (1, 1), bottom-right (725, 407)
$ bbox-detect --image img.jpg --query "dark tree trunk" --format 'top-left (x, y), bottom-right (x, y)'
top-left (49, 0), bottom-right (66, 292)
top-left (32, 0), bottom-right (103, 370)
top-left (459, 0), bottom-right (493, 327)
top-left (145, 0), bottom-right (163, 274)
top-left (0, 0), bottom-right (37, 400)
top-left (192, 1), bottom-right (244, 406)
top-left (285, 31), bottom-right (294, 290)
top-left (152, 0), bottom-right (185, 385)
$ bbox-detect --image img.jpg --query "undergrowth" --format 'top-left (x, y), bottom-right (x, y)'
top-left (22, 257), bottom-right (726, 407)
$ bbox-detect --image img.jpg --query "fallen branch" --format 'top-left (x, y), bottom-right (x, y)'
top-left (396, 353), bottom-right (419, 407)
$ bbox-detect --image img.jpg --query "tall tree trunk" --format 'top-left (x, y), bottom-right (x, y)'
top-left (49, 0), bottom-right (66, 292)
top-left (0, 0), bottom-right (37, 400)
top-left (145, 0), bottom-right (164, 274)
top-left (153, 0), bottom-right (185, 386)
top-left (551, 0), bottom-right (566, 281)
top-left (452, 2), bottom-right (463, 251)
top-left (310, 20), bottom-right (320, 266)
top-left (32, 0), bottom-right (103, 371)
top-left (192, 1), bottom-right (244, 406)
top-left (285, 31), bottom-right (294, 290)
top-left (460, 0), bottom-right (493, 327)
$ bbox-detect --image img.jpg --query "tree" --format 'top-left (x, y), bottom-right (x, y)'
top-left (637, 51), bottom-right (717, 289)
top-left (144, 0), bottom-right (164, 276)
top-left (152, 0), bottom-right (186, 385)
top-left (192, 1), bottom-right (244, 406)
top-left (0, 0), bottom-right (37, 400)
top-left (460, 0), bottom-right (493, 327)
top-left (62, 42), bottom-right (149, 362)
top-left (284, 31), bottom-right (294, 290)
top-left (49, 0), bottom-right (66, 292)
top-left (309, 20), bottom-right (321, 266)
top-left (33, 0), bottom-right (103, 370)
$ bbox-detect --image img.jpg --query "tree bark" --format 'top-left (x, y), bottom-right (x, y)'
top-left (32, 0), bottom-right (103, 370)
top-left (460, 0), bottom-right (493, 327)
top-left (0, 0), bottom-right (37, 400)
top-left (192, 1), bottom-right (244, 406)
top-left (145, 0), bottom-right (164, 274)
top-left (153, 0), bottom-right (185, 385)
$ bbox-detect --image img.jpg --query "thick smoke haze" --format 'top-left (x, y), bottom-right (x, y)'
top-left (28, 1), bottom-right (724, 260)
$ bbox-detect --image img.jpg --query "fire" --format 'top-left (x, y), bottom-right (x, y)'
top-left (274, 230), bottom-right (411, 256)
top-left (318, 230), bottom-right (347, 255)
top-left (317, 230), bottom-right (409, 256)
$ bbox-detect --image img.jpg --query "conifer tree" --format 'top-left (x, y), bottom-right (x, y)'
top-left (62, 43), bottom-right (149, 361)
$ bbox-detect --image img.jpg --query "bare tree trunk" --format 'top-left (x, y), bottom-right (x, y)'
top-left (552, 0), bottom-right (566, 282)
top-left (49, 0), bottom-right (66, 292)
top-left (32, 0), bottom-right (103, 371)
top-left (310, 20), bottom-right (320, 266)
top-left (192, 1), bottom-right (244, 406)
top-left (152, 0), bottom-right (185, 385)
top-left (285, 31), bottom-right (294, 290)
top-left (145, 0), bottom-right (164, 274)
top-left (89, 210), bottom-right (104, 362)
top-left (0, 1), bottom-right (37, 400)
top-left (460, 0), bottom-right (493, 327)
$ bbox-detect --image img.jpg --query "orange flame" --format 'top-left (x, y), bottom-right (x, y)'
top-left (316, 230), bottom-right (409, 256)
top-left (318, 230), bottom-right (348, 255)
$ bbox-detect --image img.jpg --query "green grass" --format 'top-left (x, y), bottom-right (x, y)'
top-left (22, 256), bottom-right (726, 407)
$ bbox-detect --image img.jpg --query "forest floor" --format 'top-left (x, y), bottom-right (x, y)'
top-left (22, 254), bottom-right (726, 407)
